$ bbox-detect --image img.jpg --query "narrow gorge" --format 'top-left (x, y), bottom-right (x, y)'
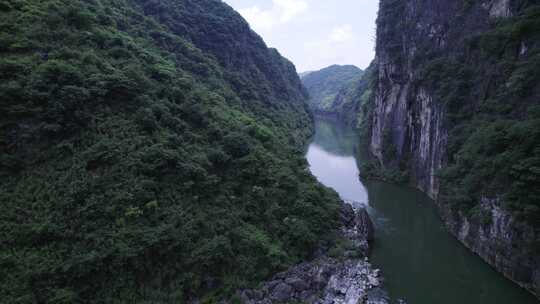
top-left (364, 0), bottom-right (540, 299)
top-left (302, 0), bottom-right (540, 301)
top-left (1, 0), bottom-right (539, 303)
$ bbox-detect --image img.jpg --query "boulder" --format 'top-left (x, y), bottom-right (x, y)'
top-left (341, 203), bottom-right (356, 227)
top-left (265, 280), bottom-right (281, 291)
top-left (366, 287), bottom-right (390, 304)
top-left (298, 290), bottom-right (315, 301)
top-left (356, 207), bottom-right (375, 241)
top-left (228, 204), bottom-right (394, 304)
top-left (270, 283), bottom-right (294, 302)
top-left (285, 277), bottom-right (310, 291)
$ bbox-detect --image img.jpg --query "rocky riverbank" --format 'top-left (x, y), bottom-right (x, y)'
top-left (440, 198), bottom-right (540, 296)
top-left (234, 204), bottom-right (400, 304)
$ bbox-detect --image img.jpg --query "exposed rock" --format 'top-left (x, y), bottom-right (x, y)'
top-left (441, 198), bottom-right (540, 295)
top-left (341, 203), bottom-right (356, 227)
top-left (285, 277), bottom-right (310, 291)
top-left (341, 203), bottom-right (374, 259)
top-left (371, 0), bottom-right (539, 298)
top-left (236, 206), bottom-right (397, 304)
top-left (485, 0), bottom-right (512, 18)
top-left (366, 288), bottom-right (390, 304)
top-left (265, 280), bottom-right (281, 291)
top-left (270, 283), bottom-right (294, 302)
top-left (520, 41), bottom-right (528, 56)
top-left (239, 257), bottom-right (384, 304)
top-left (356, 207), bottom-right (375, 242)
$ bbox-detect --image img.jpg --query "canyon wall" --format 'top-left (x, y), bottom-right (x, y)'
top-left (370, 0), bottom-right (540, 296)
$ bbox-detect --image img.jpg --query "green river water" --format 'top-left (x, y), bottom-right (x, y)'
top-left (305, 118), bottom-right (538, 304)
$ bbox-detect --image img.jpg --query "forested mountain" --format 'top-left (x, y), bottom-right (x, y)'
top-left (301, 65), bottom-right (365, 121)
top-left (298, 71), bottom-right (313, 78)
top-left (362, 0), bottom-right (540, 296)
top-left (0, 0), bottom-right (342, 302)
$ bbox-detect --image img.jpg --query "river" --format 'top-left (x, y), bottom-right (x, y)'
top-left (306, 118), bottom-right (538, 304)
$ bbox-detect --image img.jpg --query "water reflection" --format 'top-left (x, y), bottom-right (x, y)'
top-left (305, 118), bottom-right (538, 304)
top-left (306, 120), bottom-right (368, 207)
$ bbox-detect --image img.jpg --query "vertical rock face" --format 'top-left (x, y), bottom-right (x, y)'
top-left (485, 0), bottom-right (512, 17)
top-left (371, 79), bottom-right (447, 197)
top-left (371, 0), bottom-right (540, 297)
top-left (371, 0), bottom-right (495, 197)
top-left (440, 198), bottom-right (540, 295)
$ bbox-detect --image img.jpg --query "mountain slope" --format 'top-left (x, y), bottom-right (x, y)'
top-left (365, 0), bottom-right (540, 296)
top-left (301, 65), bottom-right (364, 118)
top-left (0, 0), bottom-right (342, 302)
top-left (299, 71), bottom-right (313, 78)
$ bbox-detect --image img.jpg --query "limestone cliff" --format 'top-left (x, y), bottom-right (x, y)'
top-left (369, 0), bottom-right (540, 297)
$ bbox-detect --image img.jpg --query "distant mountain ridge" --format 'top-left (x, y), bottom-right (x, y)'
top-left (301, 65), bottom-right (370, 126)
top-left (299, 71), bottom-right (314, 78)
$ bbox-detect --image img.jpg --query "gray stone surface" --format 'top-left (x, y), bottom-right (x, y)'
top-left (371, 0), bottom-right (539, 297)
top-left (234, 205), bottom-right (399, 304)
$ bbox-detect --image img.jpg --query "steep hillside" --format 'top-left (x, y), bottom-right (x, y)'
top-left (299, 71), bottom-right (313, 78)
top-left (0, 0), bottom-right (342, 302)
top-left (365, 0), bottom-right (540, 296)
top-left (301, 65), bottom-right (365, 122)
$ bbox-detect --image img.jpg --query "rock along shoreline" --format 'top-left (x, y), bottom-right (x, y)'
top-left (234, 203), bottom-right (404, 304)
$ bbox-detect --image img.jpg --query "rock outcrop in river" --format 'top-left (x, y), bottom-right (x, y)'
top-left (236, 204), bottom-right (394, 304)
top-left (367, 0), bottom-right (540, 297)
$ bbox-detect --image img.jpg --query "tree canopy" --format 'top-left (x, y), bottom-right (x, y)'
top-left (0, 0), bottom-right (342, 302)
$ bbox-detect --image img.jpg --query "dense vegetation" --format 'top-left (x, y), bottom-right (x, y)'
top-left (301, 65), bottom-right (365, 123)
top-left (431, 4), bottom-right (540, 224)
top-left (0, 0), bottom-right (342, 302)
top-left (366, 1), bottom-right (540, 224)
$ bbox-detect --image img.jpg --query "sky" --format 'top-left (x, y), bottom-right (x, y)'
top-left (223, 0), bottom-right (379, 73)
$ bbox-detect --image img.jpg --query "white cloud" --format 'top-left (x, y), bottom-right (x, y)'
top-left (275, 0), bottom-right (308, 23)
top-left (238, 0), bottom-right (308, 31)
top-left (301, 24), bottom-right (360, 71)
top-left (226, 0), bottom-right (377, 72)
top-left (330, 25), bottom-right (353, 42)
top-left (239, 6), bottom-right (275, 30)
